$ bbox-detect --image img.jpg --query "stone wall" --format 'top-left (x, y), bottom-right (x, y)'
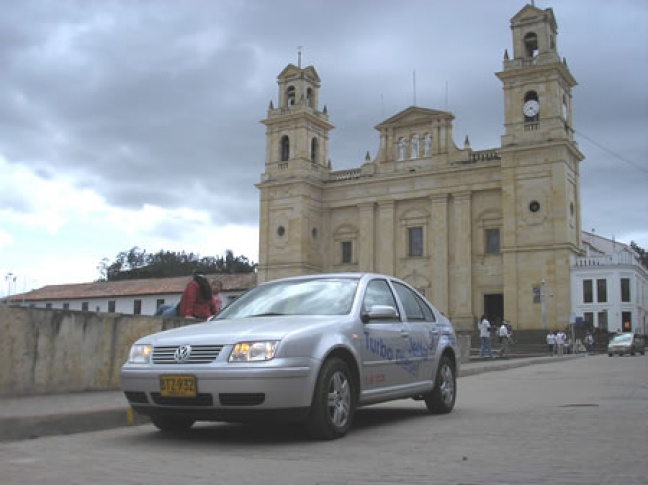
top-left (0, 305), bottom-right (471, 396)
top-left (0, 305), bottom-right (191, 396)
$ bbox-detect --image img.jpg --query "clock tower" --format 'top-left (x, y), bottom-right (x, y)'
top-left (497, 4), bottom-right (577, 146)
top-left (257, 63), bottom-right (334, 283)
top-left (496, 4), bottom-right (584, 330)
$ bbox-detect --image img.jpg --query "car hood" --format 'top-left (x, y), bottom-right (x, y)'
top-left (140, 315), bottom-right (348, 346)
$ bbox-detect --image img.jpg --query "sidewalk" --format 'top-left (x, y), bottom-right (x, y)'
top-left (0, 354), bottom-right (582, 442)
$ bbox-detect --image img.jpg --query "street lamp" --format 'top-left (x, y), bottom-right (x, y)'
top-left (5, 272), bottom-right (14, 303)
top-left (541, 279), bottom-right (546, 331)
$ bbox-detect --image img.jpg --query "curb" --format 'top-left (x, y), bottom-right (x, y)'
top-left (0, 407), bottom-right (149, 442)
top-left (459, 354), bottom-right (583, 377)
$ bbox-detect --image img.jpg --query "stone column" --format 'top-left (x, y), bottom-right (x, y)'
top-left (429, 194), bottom-right (449, 314)
top-left (452, 191), bottom-right (473, 329)
top-left (358, 202), bottom-right (375, 272)
top-left (377, 201), bottom-right (395, 276)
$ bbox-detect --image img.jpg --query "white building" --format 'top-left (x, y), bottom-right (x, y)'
top-left (2, 273), bottom-right (257, 316)
top-left (571, 232), bottom-right (647, 335)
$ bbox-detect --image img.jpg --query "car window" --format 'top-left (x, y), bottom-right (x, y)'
top-left (611, 334), bottom-right (632, 343)
top-left (362, 279), bottom-right (399, 316)
top-left (392, 282), bottom-right (436, 322)
top-left (216, 278), bottom-right (359, 318)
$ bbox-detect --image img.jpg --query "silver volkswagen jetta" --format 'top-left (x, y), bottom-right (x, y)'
top-left (121, 273), bottom-right (460, 439)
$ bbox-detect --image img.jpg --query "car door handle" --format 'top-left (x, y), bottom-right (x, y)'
top-left (400, 331), bottom-right (410, 339)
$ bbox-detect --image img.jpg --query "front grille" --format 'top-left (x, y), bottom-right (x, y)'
top-left (152, 345), bottom-right (223, 364)
top-left (219, 393), bottom-right (265, 406)
top-left (150, 393), bottom-right (214, 407)
top-left (124, 391), bottom-right (148, 404)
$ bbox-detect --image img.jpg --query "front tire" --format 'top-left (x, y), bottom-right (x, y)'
top-left (307, 358), bottom-right (355, 440)
top-left (151, 415), bottom-right (195, 433)
top-left (424, 355), bottom-right (456, 414)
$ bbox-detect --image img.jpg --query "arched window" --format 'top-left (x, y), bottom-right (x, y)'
top-left (306, 88), bottom-right (314, 107)
top-left (397, 137), bottom-right (406, 161)
top-left (410, 133), bottom-right (419, 159)
top-left (281, 135), bottom-right (290, 161)
top-left (524, 91), bottom-right (538, 103)
top-left (524, 32), bottom-right (538, 58)
top-left (310, 137), bottom-right (318, 163)
top-left (286, 86), bottom-right (296, 106)
top-left (423, 133), bottom-right (432, 157)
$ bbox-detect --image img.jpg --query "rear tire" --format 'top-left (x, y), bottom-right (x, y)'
top-left (151, 415), bottom-right (195, 433)
top-left (424, 355), bottom-right (456, 414)
top-left (307, 358), bottom-right (355, 440)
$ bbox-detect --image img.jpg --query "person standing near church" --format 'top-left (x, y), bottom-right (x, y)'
top-left (555, 329), bottom-right (567, 356)
top-left (479, 315), bottom-right (493, 358)
top-left (546, 331), bottom-right (556, 356)
top-left (177, 271), bottom-right (218, 320)
top-left (211, 279), bottom-right (224, 314)
top-left (498, 322), bottom-right (511, 359)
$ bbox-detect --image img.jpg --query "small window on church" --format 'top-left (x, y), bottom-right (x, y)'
top-left (311, 138), bottom-right (318, 163)
top-left (306, 88), bottom-right (313, 107)
top-left (397, 137), bottom-right (406, 161)
top-left (423, 133), bottom-right (432, 157)
top-left (341, 241), bottom-right (353, 264)
top-left (286, 86), bottom-right (296, 106)
top-left (410, 134), bottom-right (419, 159)
top-left (485, 228), bottom-right (500, 254)
top-left (408, 227), bottom-right (423, 257)
top-left (281, 135), bottom-right (290, 161)
top-left (524, 32), bottom-right (538, 58)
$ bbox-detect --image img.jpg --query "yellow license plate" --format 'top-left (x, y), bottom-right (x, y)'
top-left (159, 375), bottom-right (197, 398)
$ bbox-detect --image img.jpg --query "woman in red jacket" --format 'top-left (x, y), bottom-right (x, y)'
top-left (177, 271), bottom-right (218, 320)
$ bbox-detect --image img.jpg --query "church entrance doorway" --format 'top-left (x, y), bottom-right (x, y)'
top-left (484, 294), bottom-right (504, 325)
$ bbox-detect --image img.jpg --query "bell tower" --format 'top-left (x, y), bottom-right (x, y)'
top-left (497, 4), bottom-right (577, 146)
top-left (496, 4), bottom-right (585, 330)
top-left (256, 62), bottom-right (334, 283)
top-left (261, 63), bottom-right (333, 181)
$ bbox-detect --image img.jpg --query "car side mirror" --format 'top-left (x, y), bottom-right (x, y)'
top-left (361, 305), bottom-right (398, 324)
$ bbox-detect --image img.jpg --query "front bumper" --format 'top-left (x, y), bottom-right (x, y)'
top-left (607, 346), bottom-right (631, 355)
top-left (121, 358), bottom-right (318, 421)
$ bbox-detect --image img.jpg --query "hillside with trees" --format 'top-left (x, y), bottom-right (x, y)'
top-left (97, 247), bottom-right (256, 281)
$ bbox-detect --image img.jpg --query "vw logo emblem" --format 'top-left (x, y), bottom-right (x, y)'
top-left (174, 345), bottom-right (192, 363)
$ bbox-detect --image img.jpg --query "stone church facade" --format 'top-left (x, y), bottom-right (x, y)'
top-left (256, 4), bottom-right (584, 332)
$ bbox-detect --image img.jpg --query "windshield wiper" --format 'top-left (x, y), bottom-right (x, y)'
top-left (250, 312), bottom-right (286, 317)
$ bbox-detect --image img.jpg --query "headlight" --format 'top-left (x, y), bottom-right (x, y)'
top-left (128, 344), bottom-right (152, 364)
top-left (229, 341), bottom-right (279, 362)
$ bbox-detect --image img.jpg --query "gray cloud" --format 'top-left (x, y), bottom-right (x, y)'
top-left (1, 0), bottom-right (647, 250)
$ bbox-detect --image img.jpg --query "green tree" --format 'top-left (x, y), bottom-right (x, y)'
top-left (630, 241), bottom-right (648, 269)
top-left (97, 247), bottom-right (256, 281)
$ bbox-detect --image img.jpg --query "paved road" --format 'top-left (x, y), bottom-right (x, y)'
top-left (1, 355), bottom-right (646, 485)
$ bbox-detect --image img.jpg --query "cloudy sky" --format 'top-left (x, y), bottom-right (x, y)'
top-left (1, 0), bottom-right (647, 295)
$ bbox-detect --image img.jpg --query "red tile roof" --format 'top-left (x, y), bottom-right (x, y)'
top-left (10, 273), bottom-right (258, 302)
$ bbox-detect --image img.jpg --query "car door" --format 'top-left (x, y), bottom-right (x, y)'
top-left (360, 278), bottom-right (414, 392)
top-left (391, 281), bottom-right (439, 384)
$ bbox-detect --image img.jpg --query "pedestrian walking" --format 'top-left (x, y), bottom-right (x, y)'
top-left (546, 331), bottom-right (556, 356)
top-left (479, 315), bottom-right (493, 358)
top-left (498, 322), bottom-right (511, 359)
top-left (586, 332), bottom-right (595, 354)
top-left (556, 330), bottom-right (566, 356)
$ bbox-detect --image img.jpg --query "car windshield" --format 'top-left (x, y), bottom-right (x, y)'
top-left (611, 334), bottom-right (632, 343)
top-left (215, 277), bottom-right (360, 319)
